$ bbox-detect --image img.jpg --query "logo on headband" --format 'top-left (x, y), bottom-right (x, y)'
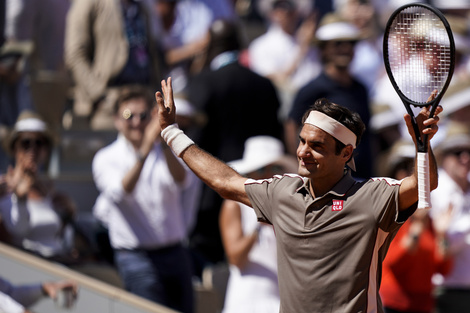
top-left (332, 200), bottom-right (344, 211)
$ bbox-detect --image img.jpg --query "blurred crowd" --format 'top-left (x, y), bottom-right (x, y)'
top-left (0, 0), bottom-right (470, 312)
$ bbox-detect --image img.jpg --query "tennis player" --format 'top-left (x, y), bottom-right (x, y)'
top-left (155, 77), bottom-right (442, 313)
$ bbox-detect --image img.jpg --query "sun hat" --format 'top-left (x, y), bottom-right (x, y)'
top-left (229, 136), bottom-right (297, 175)
top-left (315, 13), bottom-right (362, 42)
top-left (7, 110), bottom-right (55, 155)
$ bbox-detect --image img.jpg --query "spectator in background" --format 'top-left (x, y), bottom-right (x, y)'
top-left (65, 0), bottom-right (164, 130)
top-left (336, 0), bottom-right (383, 95)
top-left (92, 85), bottom-right (197, 313)
top-left (285, 13), bottom-right (373, 179)
top-left (4, 0), bottom-right (70, 132)
top-left (186, 19), bottom-right (283, 276)
top-left (379, 140), bottom-right (453, 313)
top-left (0, 276), bottom-right (78, 313)
top-left (248, 0), bottom-right (320, 120)
top-left (220, 136), bottom-right (297, 313)
top-left (0, 0), bottom-right (35, 130)
top-left (0, 111), bottom-right (79, 264)
top-left (430, 122), bottom-right (470, 313)
top-left (153, 0), bottom-right (213, 93)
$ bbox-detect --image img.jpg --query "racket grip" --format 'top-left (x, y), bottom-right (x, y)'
top-left (417, 152), bottom-right (431, 209)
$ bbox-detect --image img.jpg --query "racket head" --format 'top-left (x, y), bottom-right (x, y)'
top-left (383, 3), bottom-right (455, 108)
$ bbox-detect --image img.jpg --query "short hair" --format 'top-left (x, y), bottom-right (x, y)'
top-left (114, 85), bottom-right (155, 114)
top-left (301, 98), bottom-right (365, 154)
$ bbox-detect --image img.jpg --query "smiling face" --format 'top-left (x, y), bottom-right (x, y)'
top-left (321, 40), bottom-right (356, 69)
top-left (115, 97), bottom-right (151, 148)
top-left (297, 124), bottom-right (353, 195)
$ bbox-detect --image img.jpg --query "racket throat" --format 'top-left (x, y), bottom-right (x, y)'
top-left (410, 117), bottom-right (427, 152)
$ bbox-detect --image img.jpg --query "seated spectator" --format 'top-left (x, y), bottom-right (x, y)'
top-left (0, 111), bottom-right (80, 264)
top-left (0, 275), bottom-right (78, 313)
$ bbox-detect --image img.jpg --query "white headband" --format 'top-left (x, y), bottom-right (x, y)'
top-left (305, 111), bottom-right (357, 171)
top-left (15, 118), bottom-right (47, 132)
top-left (305, 111), bottom-right (357, 148)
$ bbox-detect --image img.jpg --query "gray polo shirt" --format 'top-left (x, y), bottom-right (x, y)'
top-left (245, 170), bottom-right (415, 313)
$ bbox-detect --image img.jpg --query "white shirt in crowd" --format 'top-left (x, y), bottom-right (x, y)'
top-left (92, 134), bottom-right (198, 250)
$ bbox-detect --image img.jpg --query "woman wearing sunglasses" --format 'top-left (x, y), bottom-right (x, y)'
top-left (0, 111), bottom-right (78, 264)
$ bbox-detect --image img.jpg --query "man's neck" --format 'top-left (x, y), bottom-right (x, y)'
top-left (309, 169), bottom-right (346, 198)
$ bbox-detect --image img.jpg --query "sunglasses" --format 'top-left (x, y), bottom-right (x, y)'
top-left (122, 109), bottom-right (150, 123)
top-left (331, 40), bottom-right (357, 47)
top-left (19, 138), bottom-right (47, 151)
top-left (448, 149), bottom-right (470, 158)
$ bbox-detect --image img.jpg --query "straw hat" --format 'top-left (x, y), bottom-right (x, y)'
top-left (229, 136), bottom-right (297, 175)
top-left (6, 110), bottom-right (55, 155)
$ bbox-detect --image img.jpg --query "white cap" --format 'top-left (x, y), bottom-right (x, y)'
top-left (316, 21), bottom-right (361, 42)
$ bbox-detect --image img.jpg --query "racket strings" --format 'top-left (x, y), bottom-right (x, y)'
top-left (387, 6), bottom-right (452, 105)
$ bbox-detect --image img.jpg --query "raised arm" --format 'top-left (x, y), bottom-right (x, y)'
top-left (155, 78), bottom-right (250, 206)
top-left (398, 104), bottom-right (442, 211)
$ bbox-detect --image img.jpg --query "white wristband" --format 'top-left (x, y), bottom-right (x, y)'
top-left (161, 123), bottom-right (195, 157)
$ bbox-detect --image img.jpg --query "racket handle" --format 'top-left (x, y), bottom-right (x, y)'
top-left (417, 152), bottom-right (431, 209)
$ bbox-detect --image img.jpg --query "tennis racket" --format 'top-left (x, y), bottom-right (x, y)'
top-left (383, 3), bottom-right (455, 209)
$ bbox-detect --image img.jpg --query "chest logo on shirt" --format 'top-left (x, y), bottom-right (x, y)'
top-left (332, 200), bottom-right (344, 211)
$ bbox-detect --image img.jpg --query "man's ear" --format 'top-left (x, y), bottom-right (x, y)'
top-left (342, 144), bottom-right (354, 161)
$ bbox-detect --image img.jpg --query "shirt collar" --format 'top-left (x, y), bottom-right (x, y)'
top-left (297, 169), bottom-right (357, 198)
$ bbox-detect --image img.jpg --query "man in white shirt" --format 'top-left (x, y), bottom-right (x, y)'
top-left (92, 85), bottom-right (197, 313)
